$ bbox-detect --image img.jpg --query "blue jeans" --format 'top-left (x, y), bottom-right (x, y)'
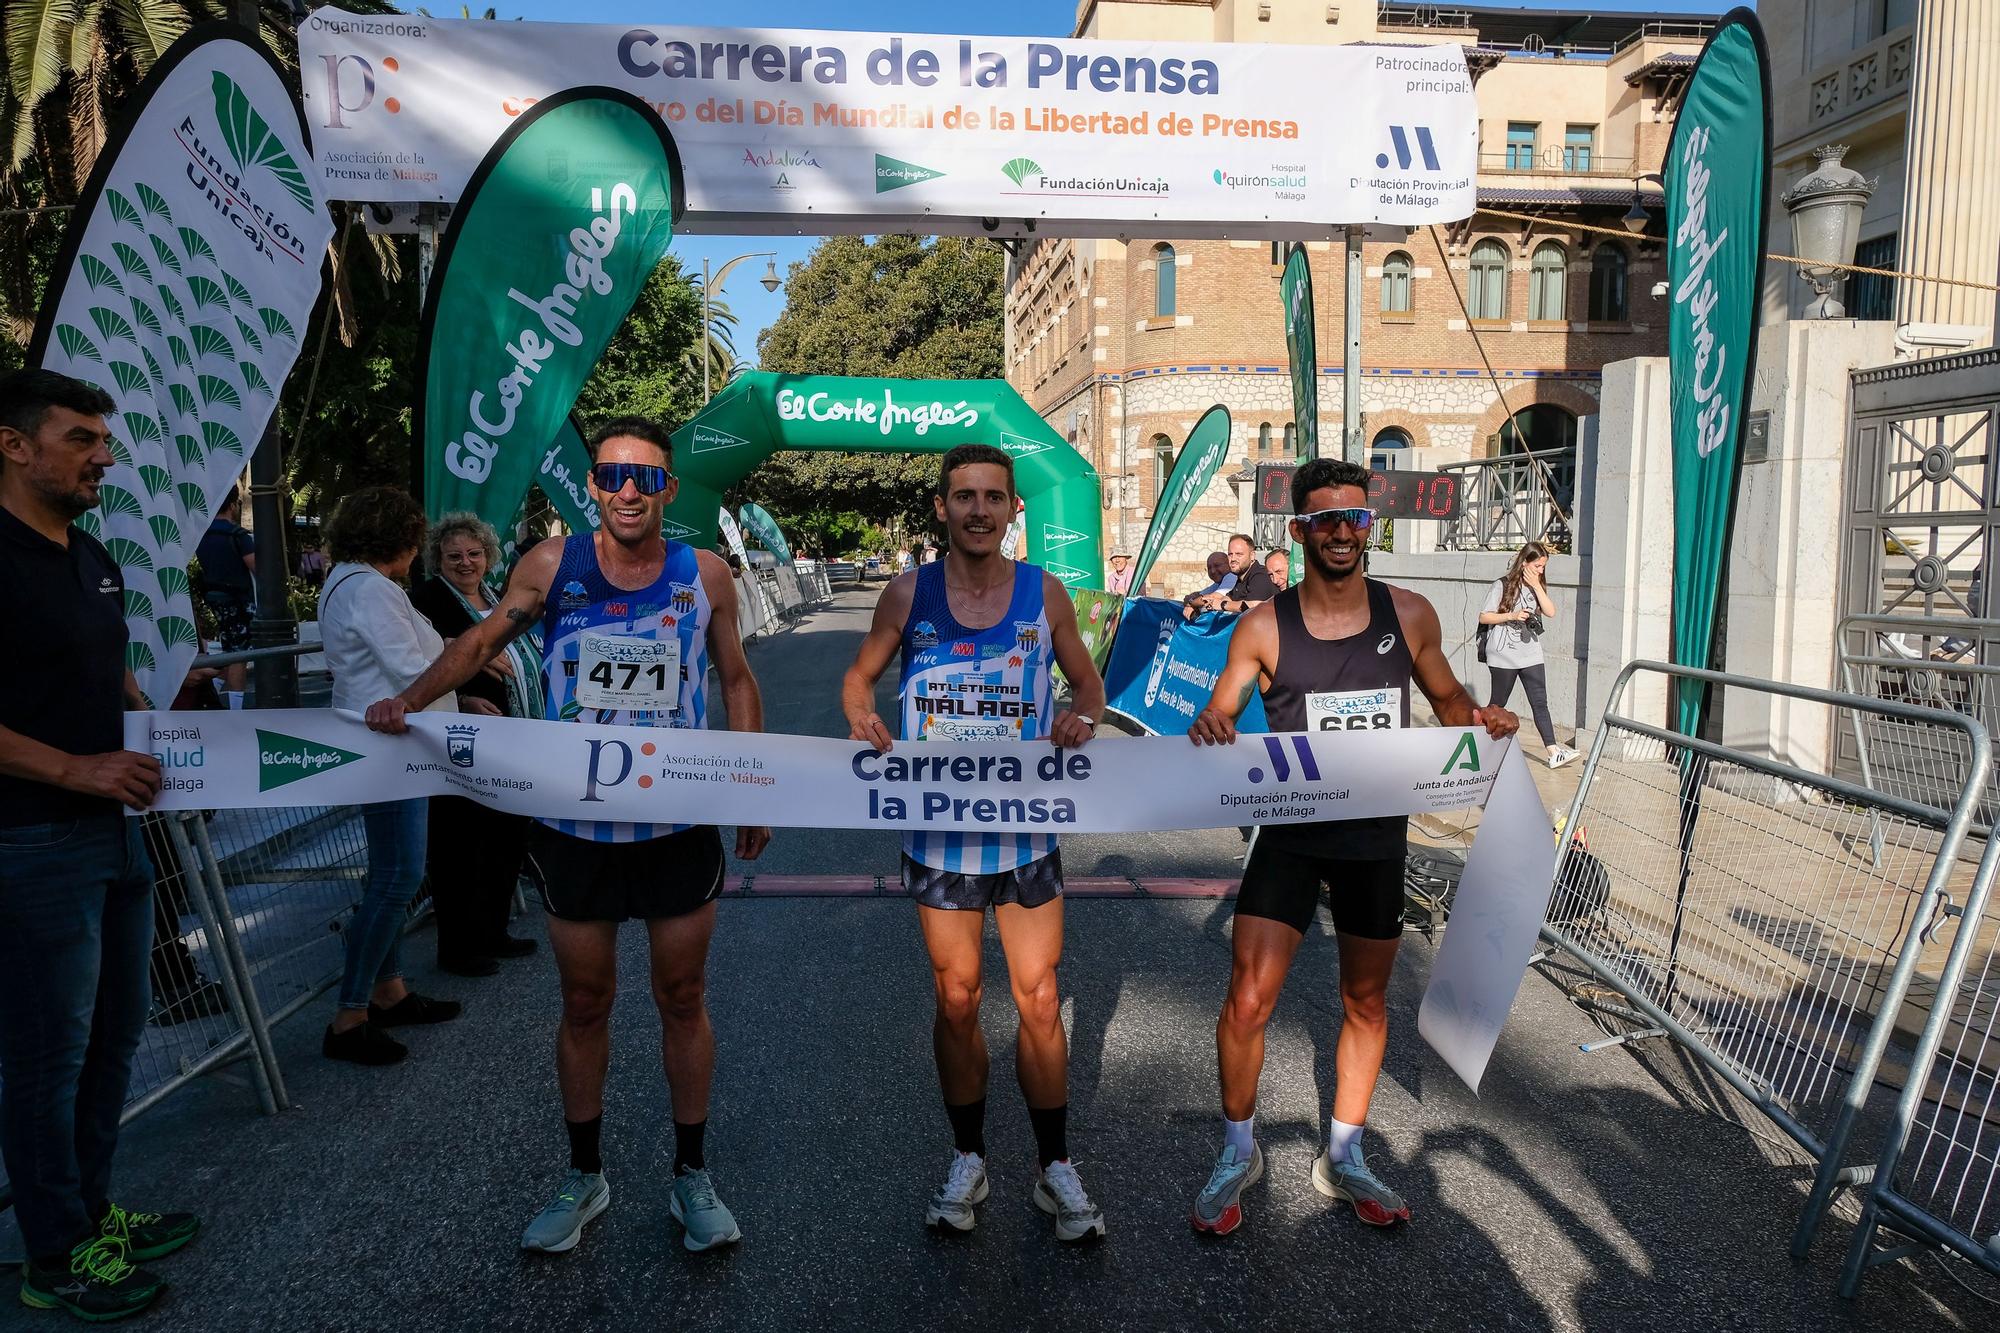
top-left (0, 814), bottom-right (154, 1258)
top-left (338, 800), bottom-right (428, 1012)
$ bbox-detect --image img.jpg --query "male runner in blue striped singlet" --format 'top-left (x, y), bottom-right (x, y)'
top-left (841, 444), bottom-right (1109, 1241)
top-left (366, 417), bottom-right (769, 1257)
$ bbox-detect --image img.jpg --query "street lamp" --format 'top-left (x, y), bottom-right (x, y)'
top-left (1780, 144), bottom-right (1876, 319)
top-left (702, 252), bottom-right (783, 403)
top-left (1622, 171), bottom-right (1665, 234)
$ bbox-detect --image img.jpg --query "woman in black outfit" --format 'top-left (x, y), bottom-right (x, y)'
top-left (410, 513), bottom-right (545, 976)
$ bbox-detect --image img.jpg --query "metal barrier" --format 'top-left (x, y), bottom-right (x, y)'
top-left (1541, 662), bottom-right (1990, 1267)
top-left (1437, 446), bottom-right (1575, 554)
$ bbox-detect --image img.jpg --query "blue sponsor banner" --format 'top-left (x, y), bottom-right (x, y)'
top-left (1103, 598), bottom-right (1268, 737)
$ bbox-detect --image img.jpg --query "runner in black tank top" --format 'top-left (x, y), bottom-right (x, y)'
top-left (1182, 458), bottom-right (1520, 1238)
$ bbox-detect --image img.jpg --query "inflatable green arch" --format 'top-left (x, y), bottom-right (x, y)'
top-left (662, 372), bottom-right (1103, 587)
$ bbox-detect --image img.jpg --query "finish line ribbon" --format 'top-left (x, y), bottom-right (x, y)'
top-left (128, 710), bottom-right (1558, 1090)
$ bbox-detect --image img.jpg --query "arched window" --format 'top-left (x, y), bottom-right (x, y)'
top-left (1257, 422), bottom-right (1273, 458)
top-left (1283, 422), bottom-right (1298, 456)
top-left (1529, 241), bottom-right (1568, 321)
top-left (1380, 251), bottom-right (1413, 313)
top-left (1370, 426), bottom-right (1413, 477)
top-left (1151, 433), bottom-right (1175, 501)
top-left (1154, 244), bottom-right (1176, 318)
top-left (1588, 242), bottom-right (1629, 322)
top-left (1469, 240), bottom-right (1509, 320)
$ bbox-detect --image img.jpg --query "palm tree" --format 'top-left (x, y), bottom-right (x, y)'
top-left (683, 280), bottom-right (741, 399)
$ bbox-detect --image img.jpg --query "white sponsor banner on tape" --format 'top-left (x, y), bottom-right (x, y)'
top-left (131, 709), bottom-right (1551, 1089)
top-left (297, 11), bottom-right (1477, 231)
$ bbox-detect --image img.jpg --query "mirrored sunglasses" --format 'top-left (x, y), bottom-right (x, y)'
top-left (591, 462), bottom-right (673, 496)
top-left (1294, 506), bottom-right (1376, 534)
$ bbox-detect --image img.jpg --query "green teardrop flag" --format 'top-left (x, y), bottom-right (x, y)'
top-left (1129, 404), bottom-right (1233, 595)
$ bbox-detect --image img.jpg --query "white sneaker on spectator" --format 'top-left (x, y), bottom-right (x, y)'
top-left (1547, 745), bottom-right (1580, 770)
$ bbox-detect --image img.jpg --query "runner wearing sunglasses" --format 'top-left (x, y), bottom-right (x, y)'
top-left (1184, 457), bottom-right (1518, 1236)
top-left (364, 416), bottom-right (769, 1257)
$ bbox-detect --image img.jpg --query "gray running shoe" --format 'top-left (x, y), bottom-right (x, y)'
top-left (926, 1151), bottom-right (990, 1232)
top-left (669, 1168), bottom-right (743, 1251)
top-left (1032, 1160), bottom-right (1106, 1242)
top-left (1311, 1149), bottom-right (1412, 1227)
top-left (1190, 1142), bottom-right (1264, 1235)
top-left (521, 1169), bottom-right (611, 1253)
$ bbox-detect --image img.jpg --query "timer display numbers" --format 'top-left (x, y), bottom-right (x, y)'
top-left (1253, 462), bottom-right (1462, 520)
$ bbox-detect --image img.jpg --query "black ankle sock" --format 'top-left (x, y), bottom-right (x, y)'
top-left (674, 1119), bottom-right (707, 1173)
top-left (945, 1097), bottom-right (987, 1158)
top-left (567, 1115), bottom-right (603, 1175)
top-left (1029, 1104), bottom-right (1069, 1169)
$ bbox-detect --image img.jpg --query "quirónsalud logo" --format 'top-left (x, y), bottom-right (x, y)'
top-left (257, 728), bottom-right (364, 791)
top-left (213, 73), bottom-right (314, 212)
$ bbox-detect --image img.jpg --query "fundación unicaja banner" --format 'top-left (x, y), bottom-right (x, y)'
top-left (1128, 403), bottom-right (1233, 595)
top-left (31, 24), bottom-right (334, 703)
top-left (418, 88), bottom-right (683, 532)
top-left (1666, 8), bottom-right (1769, 736)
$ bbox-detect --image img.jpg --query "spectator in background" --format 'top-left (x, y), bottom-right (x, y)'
top-left (1478, 541), bottom-right (1577, 769)
top-left (318, 486), bottom-right (464, 1066)
top-left (195, 487), bottom-right (256, 708)
top-left (1106, 550), bottom-right (1134, 596)
top-left (0, 368), bottom-right (196, 1321)
top-left (1265, 549), bottom-right (1290, 591)
top-left (411, 512), bottom-right (543, 978)
top-left (1183, 551), bottom-right (1236, 618)
top-left (1204, 534), bottom-right (1279, 615)
top-left (297, 540), bottom-right (329, 586)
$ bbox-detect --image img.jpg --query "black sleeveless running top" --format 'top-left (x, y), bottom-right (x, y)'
top-left (1260, 579), bottom-right (1414, 860)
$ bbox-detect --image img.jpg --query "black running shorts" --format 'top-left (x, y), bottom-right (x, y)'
top-left (902, 849), bottom-right (1064, 913)
top-left (527, 824), bottom-right (725, 923)
top-left (1235, 841), bottom-right (1404, 940)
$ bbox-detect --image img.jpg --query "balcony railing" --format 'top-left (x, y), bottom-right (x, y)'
top-left (1438, 447), bottom-right (1576, 553)
top-left (1479, 149), bottom-right (1637, 179)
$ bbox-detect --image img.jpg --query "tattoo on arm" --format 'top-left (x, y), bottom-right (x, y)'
top-left (1234, 680), bottom-right (1256, 710)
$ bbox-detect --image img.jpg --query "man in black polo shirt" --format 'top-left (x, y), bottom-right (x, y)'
top-left (1194, 533), bottom-right (1280, 616)
top-left (0, 369), bottom-right (198, 1322)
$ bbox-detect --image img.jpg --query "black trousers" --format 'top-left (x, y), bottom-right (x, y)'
top-left (426, 796), bottom-right (530, 962)
top-left (1489, 663), bottom-right (1558, 748)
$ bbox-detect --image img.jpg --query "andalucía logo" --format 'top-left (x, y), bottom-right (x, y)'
top-left (446, 724), bottom-right (478, 769)
top-left (256, 729), bottom-right (363, 792)
top-left (875, 154), bottom-right (943, 193)
top-left (742, 147), bottom-right (822, 169)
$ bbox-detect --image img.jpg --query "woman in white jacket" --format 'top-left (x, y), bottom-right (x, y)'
top-left (316, 487), bottom-right (471, 1065)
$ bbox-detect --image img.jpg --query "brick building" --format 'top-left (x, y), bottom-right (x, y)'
top-left (1004, 2), bottom-right (1714, 593)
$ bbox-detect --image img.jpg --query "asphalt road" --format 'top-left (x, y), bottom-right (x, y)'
top-left (2, 589), bottom-right (1988, 1330)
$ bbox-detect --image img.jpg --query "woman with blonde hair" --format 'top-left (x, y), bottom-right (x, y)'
top-left (411, 512), bottom-right (544, 976)
top-left (1477, 541), bottom-right (1577, 768)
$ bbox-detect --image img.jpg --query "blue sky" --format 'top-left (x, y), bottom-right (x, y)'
top-left (487, 0), bottom-right (1744, 355)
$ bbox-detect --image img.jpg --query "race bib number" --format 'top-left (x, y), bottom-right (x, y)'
top-left (1306, 686), bottom-right (1402, 732)
top-left (576, 633), bottom-right (681, 712)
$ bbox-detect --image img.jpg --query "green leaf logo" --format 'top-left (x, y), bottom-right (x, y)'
top-left (177, 227), bottom-right (218, 267)
top-left (121, 412), bottom-right (162, 446)
top-left (126, 641), bottom-right (157, 674)
top-left (202, 422), bottom-right (243, 456)
top-left (106, 189), bottom-right (142, 228)
top-left (224, 274), bottom-right (254, 309)
top-left (177, 483), bottom-right (209, 519)
top-left (255, 728), bottom-right (365, 792)
top-left (239, 362), bottom-right (272, 398)
top-left (234, 316), bottom-right (263, 355)
top-left (134, 183), bottom-right (172, 223)
top-left (158, 615), bottom-right (198, 650)
top-left (1001, 157), bottom-right (1043, 186)
top-left (214, 74), bottom-right (316, 212)
top-left (198, 374), bottom-right (241, 410)
top-left (105, 437), bottom-right (132, 469)
top-left (175, 433), bottom-right (205, 468)
top-left (110, 361), bottom-right (149, 395)
top-left (258, 307), bottom-right (296, 343)
top-left (149, 515), bottom-right (183, 550)
top-left (98, 484), bottom-right (143, 518)
top-left (105, 537), bottom-right (153, 572)
top-left (148, 234), bottom-right (183, 276)
top-left (111, 242), bottom-right (153, 283)
top-left (157, 567), bottom-right (191, 600)
top-left (80, 255), bottom-right (123, 294)
top-left (123, 589), bottom-right (156, 621)
top-left (56, 325), bottom-right (103, 364)
top-left (138, 464), bottom-right (174, 498)
top-left (128, 298), bottom-right (162, 337)
top-left (158, 285), bottom-right (186, 326)
top-left (89, 307), bottom-right (137, 345)
top-left (76, 510), bottom-right (103, 539)
top-left (188, 276), bottom-right (228, 311)
top-left (142, 347), bottom-right (166, 387)
top-left (170, 383), bottom-right (199, 416)
top-left (190, 324), bottom-right (234, 361)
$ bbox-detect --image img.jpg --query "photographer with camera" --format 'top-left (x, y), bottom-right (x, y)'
top-left (1478, 541), bottom-right (1577, 769)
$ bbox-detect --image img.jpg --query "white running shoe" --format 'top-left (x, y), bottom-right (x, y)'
top-left (521, 1169), bottom-right (611, 1253)
top-left (925, 1151), bottom-right (989, 1232)
top-left (1547, 744), bottom-right (1580, 770)
top-left (1033, 1160), bottom-right (1107, 1242)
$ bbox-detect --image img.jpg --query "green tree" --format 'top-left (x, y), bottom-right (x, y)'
top-left (573, 255), bottom-right (706, 430)
top-left (746, 234), bottom-right (1005, 538)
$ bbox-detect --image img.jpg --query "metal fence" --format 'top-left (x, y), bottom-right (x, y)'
top-left (1539, 661), bottom-right (1991, 1286)
top-left (1437, 447), bottom-right (1575, 553)
top-left (1836, 614), bottom-right (2000, 837)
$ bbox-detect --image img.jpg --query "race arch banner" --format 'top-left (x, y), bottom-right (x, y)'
top-left (418, 87), bottom-right (683, 531)
top-left (298, 11), bottom-right (1478, 236)
top-left (131, 709), bottom-right (1555, 1091)
top-left (31, 24), bottom-right (334, 704)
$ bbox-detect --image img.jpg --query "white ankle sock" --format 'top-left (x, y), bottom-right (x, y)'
top-left (1223, 1114), bottom-right (1256, 1156)
top-left (1328, 1118), bottom-right (1365, 1164)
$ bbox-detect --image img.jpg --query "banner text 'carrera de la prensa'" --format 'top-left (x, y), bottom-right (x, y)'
top-left (297, 11), bottom-right (1479, 238)
top-left (30, 23), bottom-right (333, 704)
top-left (663, 372), bottom-right (1104, 589)
top-left (1667, 8), bottom-right (1768, 738)
top-left (416, 87), bottom-right (682, 531)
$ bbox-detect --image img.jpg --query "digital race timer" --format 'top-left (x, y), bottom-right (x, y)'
top-left (1253, 463), bottom-right (1462, 520)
